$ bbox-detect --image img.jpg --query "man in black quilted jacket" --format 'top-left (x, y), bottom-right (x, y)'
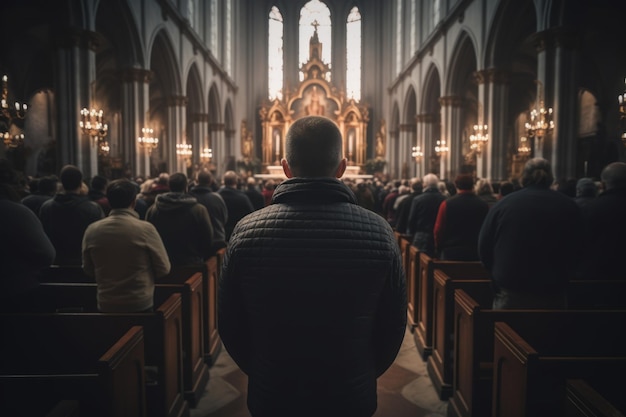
top-left (218, 115), bottom-right (407, 417)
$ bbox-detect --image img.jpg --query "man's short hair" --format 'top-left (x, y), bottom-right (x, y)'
top-left (168, 173), bottom-right (188, 192)
top-left (196, 171), bottom-right (213, 186)
top-left (285, 116), bottom-right (343, 177)
top-left (521, 158), bottom-right (554, 188)
top-left (454, 174), bottom-right (474, 191)
top-left (107, 179), bottom-right (138, 209)
top-left (60, 165), bottom-right (83, 191)
top-left (91, 175), bottom-right (108, 192)
top-left (423, 173), bottom-right (439, 189)
top-left (223, 171), bottom-right (238, 187)
top-left (38, 176), bottom-right (58, 195)
top-left (601, 162), bottom-right (626, 190)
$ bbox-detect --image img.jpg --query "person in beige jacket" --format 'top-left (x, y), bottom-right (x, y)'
top-left (82, 179), bottom-right (171, 312)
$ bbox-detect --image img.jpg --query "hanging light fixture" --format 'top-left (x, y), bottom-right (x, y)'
top-left (1, 75), bottom-right (27, 128)
top-left (200, 147), bottom-right (213, 160)
top-left (517, 136), bottom-right (531, 157)
top-left (3, 132), bottom-right (24, 148)
top-left (525, 80), bottom-right (554, 141)
top-left (79, 107), bottom-right (108, 145)
top-left (137, 127), bottom-right (159, 153)
top-left (469, 124), bottom-right (489, 154)
top-left (176, 142), bottom-right (193, 157)
top-left (435, 139), bottom-right (449, 156)
top-left (411, 145), bottom-right (423, 162)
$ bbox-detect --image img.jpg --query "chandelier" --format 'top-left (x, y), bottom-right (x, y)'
top-left (3, 132), bottom-right (24, 148)
top-left (525, 81), bottom-right (553, 140)
top-left (137, 127), bottom-right (159, 153)
top-left (176, 143), bottom-right (192, 157)
top-left (98, 141), bottom-right (110, 157)
top-left (469, 124), bottom-right (489, 154)
top-left (411, 145), bottom-right (423, 162)
top-left (200, 147), bottom-right (213, 160)
top-left (1, 75), bottom-right (27, 127)
top-left (435, 139), bottom-right (449, 156)
top-left (617, 78), bottom-right (626, 146)
top-left (79, 108), bottom-right (108, 144)
top-left (517, 136), bottom-right (531, 157)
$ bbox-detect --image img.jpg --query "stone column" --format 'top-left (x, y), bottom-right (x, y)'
top-left (189, 113), bottom-right (209, 168)
top-left (119, 68), bottom-right (151, 177)
top-left (210, 122), bottom-right (225, 177)
top-left (165, 96), bottom-right (187, 174)
top-left (54, 29), bottom-right (98, 177)
top-left (416, 113), bottom-right (436, 178)
top-left (438, 96), bottom-right (464, 179)
top-left (399, 123), bottom-right (415, 179)
top-left (476, 68), bottom-right (511, 181)
top-left (533, 32), bottom-right (556, 163)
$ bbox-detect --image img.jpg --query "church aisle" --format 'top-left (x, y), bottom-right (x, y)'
top-left (191, 327), bottom-right (448, 417)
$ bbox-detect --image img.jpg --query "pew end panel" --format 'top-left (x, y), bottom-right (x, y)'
top-left (0, 321), bottom-right (146, 417)
top-left (492, 321), bottom-right (626, 417)
top-left (407, 245), bottom-right (420, 331)
top-left (565, 379), bottom-right (626, 417)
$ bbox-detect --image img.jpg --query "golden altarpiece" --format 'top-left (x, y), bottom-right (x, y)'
top-left (258, 26), bottom-right (369, 176)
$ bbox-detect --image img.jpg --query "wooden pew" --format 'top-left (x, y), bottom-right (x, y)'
top-left (413, 252), bottom-right (489, 360)
top-left (565, 379), bottom-right (626, 417)
top-left (0, 320), bottom-right (146, 417)
top-left (447, 285), bottom-right (626, 417)
top-left (427, 270), bottom-right (492, 400)
top-left (492, 320), bottom-right (626, 417)
top-left (406, 245), bottom-right (420, 330)
top-left (39, 280), bottom-right (204, 411)
top-left (17, 287), bottom-right (188, 417)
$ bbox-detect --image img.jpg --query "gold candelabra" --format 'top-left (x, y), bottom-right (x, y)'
top-left (3, 132), bottom-right (24, 148)
top-left (137, 127), bottom-right (159, 153)
top-left (435, 139), bottom-right (449, 156)
top-left (1, 75), bottom-right (27, 125)
top-left (79, 108), bottom-right (108, 145)
top-left (176, 143), bottom-right (193, 157)
top-left (525, 81), bottom-right (553, 140)
top-left (469, 124), bottom-right (489, 154)
top-left (412, 145), bottom-right (423, 162)
top-left (200, 147), bottom-right (213, 161)
top-left (517, 136), bottom-right (531, 157)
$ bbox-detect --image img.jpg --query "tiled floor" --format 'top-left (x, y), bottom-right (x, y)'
top-left (191, 327), bottom-right (448, 417)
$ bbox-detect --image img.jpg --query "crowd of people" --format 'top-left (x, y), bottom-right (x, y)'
top-left (1, 115), bottom-right (626, 415)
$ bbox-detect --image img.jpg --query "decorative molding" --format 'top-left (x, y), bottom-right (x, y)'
top-left (118, 68), bottom-right (153, 83)
top-left (165, 96), bottom-right (188, 107)
top-left (400, 123), bottom-right (416, 132)
top-left (474, 68), bottom-right (510, 85)
top-left (209, 123), bottom-right (225, 131)
top-left (438, 96), bottom-right (464, 107)
top-left (416, 113), bottom-right (437, 123)
top-left (189, 113), bottom-right (209, 123)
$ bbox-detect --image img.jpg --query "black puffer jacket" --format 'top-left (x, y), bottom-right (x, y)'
top-left (218, 177), bottom-right (407, 416)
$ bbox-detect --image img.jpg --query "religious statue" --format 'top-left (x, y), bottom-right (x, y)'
top-left (375, 119), bottom-right (386, 157)
top-left (305, 86), bottom-right (325, 116)
top-left (241, 119), bottom-right (253, 158)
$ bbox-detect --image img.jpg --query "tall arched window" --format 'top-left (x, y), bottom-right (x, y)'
top-left (410, 0), bottom-right (416, 53)
top-left (225, 0), bottom-right (232, 74)
top-left (346, 6), bottom-right (361, 101)
top-left (268, 6), bottom-right (284, 100)
top-left (299, 0), bottom-right (332, 80)
top-left (210, 0), bottom-right (218, 54)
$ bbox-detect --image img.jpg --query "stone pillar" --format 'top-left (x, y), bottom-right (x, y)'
top-left (165, 96), bottom-right (187, 174)
top-left (533, 32), bottom-right (556, 163)
top-left (476, 68), bottom-right (511, 181)
top-left (189, 113), bottom-right (209, 168)
top-left (438, 96), bottom-right (464, 180)
top-left (119, 68), bottom-right (152, 177)
top-left (399, 123), bottom-right (415, 179)
top-left (210, 122), bottom-right (225, 177)
top-left (54, 29), bottom-right (98, 177)
top-left (551, 29), bottom-right (580, 179)
top-left (416, 113), bottom-right (436, 178)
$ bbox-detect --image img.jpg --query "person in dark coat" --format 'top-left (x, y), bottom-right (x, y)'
top-left (244, 176), bottom-right (265, 211)
top-left (218, 116), bottom-right (407, 417)
top-left (39, 165), bottom-right (104, 265)
top-left (21, 176), bottom-right (57, 215)
top-left (395, 177), bottom-right (422, 234)
top-left (146, 172), bottom-right (213, 266)
top-left (407, 173), bottom-right (446, 257)
top-left (579, 162), bottom-right (626, 280)
top-left (218, 170), bottom-right (254, 242)
top-left (189, 170), bottom-right (228, 254)
top-left (478, 158), bottom-right (582, 308)
top-left (434, 173), bottom-right (488, 261)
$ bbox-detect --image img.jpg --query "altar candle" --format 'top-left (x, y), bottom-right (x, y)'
top-left (348, 132), bottom-right (354, 153)
top-left (274, 131), bottom-right (280, 153)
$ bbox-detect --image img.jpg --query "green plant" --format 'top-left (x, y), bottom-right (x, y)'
top-left (363, 157), bottom-right (387, 174)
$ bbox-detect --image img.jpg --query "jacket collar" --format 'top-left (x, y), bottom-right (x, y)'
top-left (271, 177), bottom-right (357, 205)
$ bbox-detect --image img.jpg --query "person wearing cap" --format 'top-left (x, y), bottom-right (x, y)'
top-left (433, 173), bottom-right (488, 261)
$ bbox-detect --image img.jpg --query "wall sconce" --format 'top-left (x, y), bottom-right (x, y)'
top-left (617, 78), bottom-right (626, 147)
top-left (3, 132), bottom-right (24, 148)
top-left (517, 136), bottom-right (531, 157)
top-left (79, 107), bottom-right (108, 145)
top-left (1, 75), bottom-right (27, 128)
top-left (411, 145), bottom-right (423, 162)
top-left (200, 147), bottom-right (213, 161)
top-left (137, 127), bottom-right (159, 153)
top-left (435, 139), bottom-right (449, 156)
top-left (469, 124), bottom-right (488, 154)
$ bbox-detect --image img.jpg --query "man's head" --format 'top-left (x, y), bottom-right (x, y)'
top-left (521, 157), bottom-right (554, 188)
top-left (575, 177), bottom-right (598, 198)
top-left (196, 171), bottom-right (213, 186)
top-left (91, 175), bottom-right (108, 192)
top-left (168, 173), bottom-right (188, 193)
top-left (223, 171), bottom-right (239, 188)
top-left (107, 179), bottom-right (138, 209)
top-left (282, 116), bottom-right (346, 178)
top-left (454, 174), bottom-right (474, 191)
top-left (410, 177), bottom-right (423, 193)
top-left (38, 176), bottom-right (58, 195)
top-left (601, 162), bottom-right (626, 191)
top-left (423, 173), bottom-right (439, 189)
top-left (59, 165), bottom-right (83, 192)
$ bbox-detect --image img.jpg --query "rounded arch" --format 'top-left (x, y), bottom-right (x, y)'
top-left (149, 29), bottom-right (182, 98)
top-left (421, 64), bottom-right (442, 114)
top-left (186, 63), bottom-right (205, 113)
top-left (208, 84), bottom-right (222, 124)
top-left (445, 30), bottom-right (478, 96)
top-left (403, 86), bottom-right (417, 124)
top-left (95, 0), bottom-right (144, 68)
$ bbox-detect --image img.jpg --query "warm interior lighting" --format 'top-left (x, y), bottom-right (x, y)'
top-left (412, 145), bottom-right (423, 161)
top-left (435, 139), bottom-right (448, 155)
top-left (176, 143), bottom-right (193, 156)
top-left (79, 107), bottom-right (108, 145)
top-left (469, 124), bottom-right (488, 154)
top-left (137, 127), bottom-right (159, 153)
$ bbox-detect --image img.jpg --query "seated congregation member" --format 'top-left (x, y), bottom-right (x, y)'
top-left (244, 176), bottom-right (265, 211)
top-left (219, 116), bottom-right (407, 417)
top-left (87, 174), bottom-right (111, 215)
top-left (21, 175), bottom-right (57, 215)
top-left (82, 179), bottom-right (170, 312)
top-left (579, 162), bottom-right (626, 280)
top-left (218, 170), bottom-right (254, 242)
top-left (189, 170), bottom-right (228, 253)
top-left (39, 165), bottom-right (104, 265)
top-left (434, 173), bottom-right (488, 261)
top-left (0, 159), bottom-right (56, 312)
top-left (407, 173), bottom-right (446, 257)
top-left (394, 177), bottom-right (422, 234)
top-left (478, 158), bottom-right (582, 309)
top-left (146, 172), bottom-right (214, 266)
